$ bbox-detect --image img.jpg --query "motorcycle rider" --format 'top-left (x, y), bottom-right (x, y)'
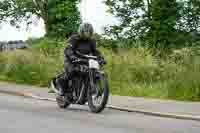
top-left (52, 23), bottom-right (105, 97)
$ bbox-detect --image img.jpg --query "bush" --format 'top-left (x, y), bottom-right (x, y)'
top-left (31, 37), bottom-right (65, 58)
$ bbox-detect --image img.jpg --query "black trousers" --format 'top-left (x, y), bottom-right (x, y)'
top-left (56, 61), bottom-right (75, 93)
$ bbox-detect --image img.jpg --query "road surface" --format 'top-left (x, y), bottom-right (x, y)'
top-left (0, 93), bottom-right (199, 133)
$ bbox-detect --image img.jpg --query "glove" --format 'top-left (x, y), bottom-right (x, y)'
top-left (71, 56), bottom-right (80, 63)
top-left (72, 57), bottom-right (88, 64)
top-left (98, 56), bottom-right (107, 65)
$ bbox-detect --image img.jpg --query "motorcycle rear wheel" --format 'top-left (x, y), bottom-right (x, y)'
top-left (56, 95), bottom-right (71, 109)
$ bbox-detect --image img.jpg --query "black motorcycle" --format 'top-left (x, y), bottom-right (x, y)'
top-left (50, 54), bottom-right (109, 113)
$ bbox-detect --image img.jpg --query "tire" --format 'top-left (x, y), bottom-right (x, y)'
top-left (87, 73), bottom-right (109, 113)
top-left (56, 95), bottom-right (70, 109)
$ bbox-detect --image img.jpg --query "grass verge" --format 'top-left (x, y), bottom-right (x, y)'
top-left (1, 39), bottom-right (200, 101)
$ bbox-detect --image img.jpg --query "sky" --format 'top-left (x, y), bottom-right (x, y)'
top-left (0, 0), bottom-right (116, 41)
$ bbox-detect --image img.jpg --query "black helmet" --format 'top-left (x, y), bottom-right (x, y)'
top-left (79, 23), bottom-right (94, 39)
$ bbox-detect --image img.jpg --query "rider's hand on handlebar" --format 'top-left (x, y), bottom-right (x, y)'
top-left (72, 57), bottom-right (88, 64)
top-left (98, 57), bottom-right (107, 65)
top-left (71, 57), bottom-right (80, 63)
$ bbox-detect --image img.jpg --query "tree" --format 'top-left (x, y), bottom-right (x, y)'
top-left (0, 0), bottom-right (80, 37)
top-left (104, 0), bottom-right (152, 40)
top-left (149, 0), bottom-right (178, 49)
top-left (0, 0), bottom-right (49, 31)
top-left (47, 0), bottom-right (80, 37)
top-left (104, 0), bottom-right (200, 48)
top-left (177, 0), bottom-right (200, 33)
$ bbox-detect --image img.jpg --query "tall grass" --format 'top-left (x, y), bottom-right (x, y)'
top-left (0, 49), bottom-right (63, 86)
top-left (1, 39), bottom-right (200, 101)
top-left (103, 47), bottom-right (200, 101)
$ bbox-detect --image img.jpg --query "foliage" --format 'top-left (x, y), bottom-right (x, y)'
top-left (0, 38), bottom-right (65, 86)
top-left (31, 37), bottom-right (65, 57)
top-left (0, 49), bottom-right (62, 86)
top-left (1, 39), bottom-right (200, 100)
top-left (47, 0), bottom-right (80, 38)
top-left (104, 0), bottom-right (200, 48)
top-left (0, 0), bottom-right (81, 37)
top-left (147, 0), bottom-right (178, 49)
top-left (104, 0), bottom-right (148, 39)
top-left (177, 0), bottom-right (200, 33)
top-left (0, 0), bottom-right (48, 29)
top-left (96, 34), bottom-right (145, 49)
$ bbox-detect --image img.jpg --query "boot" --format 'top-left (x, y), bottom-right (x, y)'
top-left (51, 78), bottom-right (65, 96)
top-left (56, 79), bottom-right (65, 96)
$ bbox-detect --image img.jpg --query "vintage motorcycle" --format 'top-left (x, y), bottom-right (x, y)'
top-left (50, 53), bottom-right (109, 113)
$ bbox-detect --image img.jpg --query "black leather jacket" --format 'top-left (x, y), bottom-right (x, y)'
top-left (64, 34), bottom-right (101, 62)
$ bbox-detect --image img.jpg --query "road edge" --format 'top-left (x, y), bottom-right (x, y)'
top-left (0, 89), bottom-right (200, 121)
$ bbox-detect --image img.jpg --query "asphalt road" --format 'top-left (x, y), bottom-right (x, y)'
top-left (0, 94), bottom-right (200, 133)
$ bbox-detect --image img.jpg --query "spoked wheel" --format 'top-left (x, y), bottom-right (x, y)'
top-left (88, 72), bottom-right (109, 113)
top-left (56, 94), bottom-right (71, 109)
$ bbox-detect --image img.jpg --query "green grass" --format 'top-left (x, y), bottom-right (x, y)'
top-left (107, 48), bottom-right (200, 101)
top-left (0, 49), bottom-right (63, 86)
top-left (1, 39), bottom-right (200, 101)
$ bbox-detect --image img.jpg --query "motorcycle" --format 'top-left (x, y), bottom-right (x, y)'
top-left (50, 53), bottom-right (109, 113)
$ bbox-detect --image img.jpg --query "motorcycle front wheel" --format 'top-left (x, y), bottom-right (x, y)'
top-left (87, 71), bottom-right (109, 113)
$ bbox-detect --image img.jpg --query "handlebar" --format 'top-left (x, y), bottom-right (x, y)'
top-left (73, 51), bottom-right (106, 65)
top-left (75, 51), bottom-right (98, 60)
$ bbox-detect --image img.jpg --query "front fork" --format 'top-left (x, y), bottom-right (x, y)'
top-left (89, 70), bottom-right (95, 88)
top-left (89, 69), bottom-right (102, 98)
